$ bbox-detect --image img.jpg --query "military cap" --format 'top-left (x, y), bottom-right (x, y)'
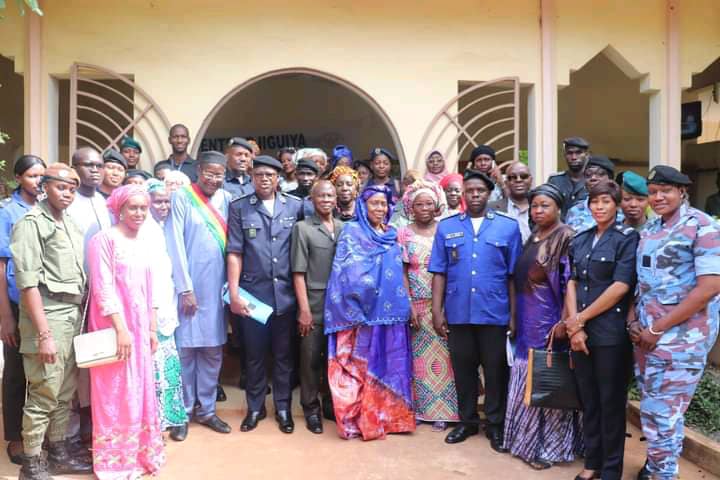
top-left (463, 168), bottom-right (495, 191)
top-left (563, 137), bottom-right (590, 150)
top-left (252, 155), bottom-right (283, 172)
top-left (43, 163), bottom-right (80, 186)
top-left (227, 137), bottom-right (253, 152)
top-left (470, 145), bottom-right (496, 161)
top-left (621, 171), bottom-right (648, 196)
top-left (296, 158), bottom-right (320, 174)
top-left (369, 147), bottom-right (395, 162)
top-left (103, 148), bottom-right (128, 169)
top-left (120, 136), bottom-right (142, 153)
top-left (198, 150), bottom-right (227, 166)
top-left (586, 155), bottom-right (615, 176)
top-left (647, 165), bottom-right (691, 186)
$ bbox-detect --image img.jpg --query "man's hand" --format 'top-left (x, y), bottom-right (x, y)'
top-left (0, 314), bottom-right (18, 347)
top-left (38, 336), bottom-right (57, 364)
top-left (628, 321), bottom-right (643, 344)
top-left (297, 310), bottom-right (314, 337)
top-left (229, 295), bottom-right (251, 317)
top-left (180, 291), bottom-right (198, 317)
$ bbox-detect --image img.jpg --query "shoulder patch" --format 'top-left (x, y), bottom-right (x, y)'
top-left (493, 210), bottom-right (519, 223)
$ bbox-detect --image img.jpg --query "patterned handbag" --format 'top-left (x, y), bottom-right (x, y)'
top-left (524, 322), bottom-right (582, 410)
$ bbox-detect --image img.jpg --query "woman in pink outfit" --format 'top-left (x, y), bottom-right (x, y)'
top-left (87, 184), bottom-right (165, 479)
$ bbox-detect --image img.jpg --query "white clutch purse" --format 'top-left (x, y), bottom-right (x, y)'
top-left (73, 328), bottom-right (120, 368)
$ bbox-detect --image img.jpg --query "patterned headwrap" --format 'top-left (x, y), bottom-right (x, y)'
top-left (106, 184), bottom-right (149, 223)
top-left (358, 184), bottom-right (395, 226)
top-left (329, 165), bottom-right (360, 188)
top-left (401, 179), bottom-right (447, 219)
top-left (439, 173), bottom-right (466, 213)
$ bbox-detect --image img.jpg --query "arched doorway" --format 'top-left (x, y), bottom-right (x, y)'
top-left (193, 68), bottom-right (406, 173)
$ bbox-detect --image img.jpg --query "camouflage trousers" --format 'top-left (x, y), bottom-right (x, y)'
top-left (634, 350), bottom-right (703, 480)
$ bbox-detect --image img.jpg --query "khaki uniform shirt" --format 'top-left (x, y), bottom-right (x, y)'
top-left (10, 200), bottom-right (86, 353)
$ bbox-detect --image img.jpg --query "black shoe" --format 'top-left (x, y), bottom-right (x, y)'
top-left (6, 442), bottom-right (23, 466)
top-left (305, 414), bottom-right (323, 434)
top-left (636, 460), bottom-right (651, 480)
top-left (19, 454), bottom-right (51, 480)
top-left (47, 440), bottom-right (93, 475)
top-left (486, 429), bottom-right (509, 453)
top-left (275, 410), bottom-right (295, 434)
top-left (574, 472), bottom-right (601, 480)
top-left (240, 408), bottom-right (267, 432)
top-left (65, 434), bottom-right (92, 464)
top-left (444, 425), bottom-right (479, 444)
top-left (196, 414), bottom-right (231, 434)
top-left (169, 423), bottom-right (188, 442)
top-left (216, 385), bottom-right (227, 402)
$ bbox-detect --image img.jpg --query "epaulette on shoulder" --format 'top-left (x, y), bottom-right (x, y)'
top-left (231, 192), bottom-right (254, 203)
top-left (574, 225), bottom-right (594, 237)
top-left (439, 212), bottom-right (461, 222)
top-left (0, 197), bottom-right (12, 209)
top-left (614, 223), bottom-right (635, 236)
top-left (548, 171), bottom-right (565, 178)
top-left (494, 210), bottom-right (518, 222)
top-left (282, 192), bottom-right (302, 202)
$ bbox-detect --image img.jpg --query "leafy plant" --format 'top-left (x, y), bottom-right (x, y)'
top-left (0, 0), bottom-right (43, 17)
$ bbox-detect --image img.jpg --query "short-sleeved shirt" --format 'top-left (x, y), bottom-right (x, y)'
top-left (154, 155), bottom-right (198, 182)
top-left (291, 215), bottom-right (343, 290)
top-left (428, 210), bottom-right (522, 326)
top-left (570, 223), bottom-right (638, 346)
top-left (227, 192), bottom-right (304, 315)
top-left (636, 204), bottom-right (720, 365)
top-left (0, 190), bottom-right (33, 304)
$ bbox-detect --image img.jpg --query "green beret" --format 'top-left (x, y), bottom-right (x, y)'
top-left (120, 136), bottom-right (142, 153)
top-left (621, 171), bottom-right (648, 197)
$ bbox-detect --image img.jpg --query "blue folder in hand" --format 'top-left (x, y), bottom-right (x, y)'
top-left (222, 284), bottom-right (273, 325)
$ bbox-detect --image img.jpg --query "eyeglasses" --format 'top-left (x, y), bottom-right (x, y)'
top-left (507, 174), bottom-right (530, 181)
top-left (253, 172), bottom-right (277, 179)
top-left (77, 162), bottom-right (104, 170)
top-left (200, 171), bottom-right (225, 182)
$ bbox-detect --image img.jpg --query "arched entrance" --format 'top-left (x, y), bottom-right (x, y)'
top-left (193, 68), bottom-right (406, 173)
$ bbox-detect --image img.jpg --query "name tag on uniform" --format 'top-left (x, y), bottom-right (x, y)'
top-left (446, 232), bottom-right (464, 239)
top-left (249, 228), bottom-right (257, 239)
top-left (642, 255), bottom-right (651, 268)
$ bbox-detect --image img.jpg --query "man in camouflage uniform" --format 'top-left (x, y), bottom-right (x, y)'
top-left (628, 165), bottom-right (720, 480)
top-left (11, 163), bottom-right (93, 479)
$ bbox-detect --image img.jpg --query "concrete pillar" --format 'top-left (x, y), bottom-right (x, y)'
top-left (23, 9), bottom-right (44, 158)
top-left (539, 0), bottom-right (558, 181)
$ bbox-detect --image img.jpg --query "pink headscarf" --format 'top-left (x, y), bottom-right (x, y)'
top-left (439, 173), bottom-right (466, 213)
top-left (424, 150), bottom-right (449, 184)
top-left (106, 184), bottom-right (150, 223)
top-left (401, 179), bottom-right (447, 219)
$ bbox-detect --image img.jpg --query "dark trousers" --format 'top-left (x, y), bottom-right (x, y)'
top-left (2, 302), bottom-right (25, 442)
top-left (573, 343), bottom-right (631, 480)
top-left (243, 311), bottom-right (295, 412)
top-left (447, 324), bottom-right (508, 430)
top-left (299, 324), bottom-right (331, 418)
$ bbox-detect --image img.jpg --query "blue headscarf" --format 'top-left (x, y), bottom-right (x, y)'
top-left (331, 145), bottom-right (353, 169)
top-left (324, 185), bottom-right (410, 334)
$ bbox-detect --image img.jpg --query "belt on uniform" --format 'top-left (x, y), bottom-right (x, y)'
top-left (38, 285), bottom-right (83, 305)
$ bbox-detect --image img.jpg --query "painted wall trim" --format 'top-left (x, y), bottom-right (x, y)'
top-left (540, 0), bottom-right (557, 180)
top-left (666, 0), bottom-right (681, 168)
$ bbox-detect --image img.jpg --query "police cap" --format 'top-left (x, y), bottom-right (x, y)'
top-left (103, 148), bottom-right (128, 169)
top-left (296, 158), bottom-right (320, 175)
top-left (463, 168), bottom-right (495, 191)
top-left (647, 165), bottom-right (691, 186)
top-left (43, 163), bottom-right (80, 186)
top-left (563, 137), bottom-right (590, 150)
top-left (227, 137), bottom-right (253, 152)
top-left (586, 155), bottom-right (615, 176)
top-left (253, 155), bottom-right (283, 172)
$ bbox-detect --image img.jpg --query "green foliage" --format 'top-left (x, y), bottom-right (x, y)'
top-left (685, 367), bottom-right (720, 438)
top-left (0, 0), bottom-right (43, 16)
top-left (519, 149), bottom-right (528, 165)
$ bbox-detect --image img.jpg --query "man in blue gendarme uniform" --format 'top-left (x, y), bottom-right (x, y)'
top-left (429, 168), bottom-right (522, 451)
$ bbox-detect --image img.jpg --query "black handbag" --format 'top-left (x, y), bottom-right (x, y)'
top-left (524, 323), bottom-right (582, 410)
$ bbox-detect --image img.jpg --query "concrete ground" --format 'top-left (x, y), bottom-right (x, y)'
top-left (0, 384), bottom-right (717, 480)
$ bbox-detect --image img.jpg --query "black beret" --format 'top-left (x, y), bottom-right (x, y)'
top-left (586, 155), bottom-right (614, 176)
top-left (528, 183), bottom-right (564, 209)
top-left (253, 155), bottom-right (283, 172)
top-left (296, 158), bottom-right (320, 174)
top-left (369, 147), bottom-right (395, 162)
top-left (563, 137), bottom-right (590, 150)
top-left (463, 168), bottom-right (495, 191)
top-left (227, 137), bottom-right (253, 152)
top-left (103, 149), bottom-right (128, 169)
top-left (647, 165), bottom-right (691, 186)
top-left (470, 145), bottom-right (496, 161)
top-left (125, 169), bottom-right (152, 181)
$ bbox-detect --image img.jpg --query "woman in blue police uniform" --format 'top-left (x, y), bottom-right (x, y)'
top-left (429, 169), bottom-right (522, 450)
top-left (564, 181), bottom-right (638, 480)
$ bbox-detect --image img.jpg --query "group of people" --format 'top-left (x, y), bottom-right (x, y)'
top-left (0, 125), bottom-right (718, 480)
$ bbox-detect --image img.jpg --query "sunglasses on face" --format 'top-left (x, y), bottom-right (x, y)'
top-left (507, 174), bottom-right (530, 181)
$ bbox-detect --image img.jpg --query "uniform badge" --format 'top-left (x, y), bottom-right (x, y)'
top-left (451, 248), bottom-right (459, 263)
top-left (446, 232), bottom-right (464, 239)
top-left (648, 169), bottom-right (656, 180)
top-left (249, 196), bottom-right (257, 205)
top-left (249, 228), bottom-right (257, 239)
